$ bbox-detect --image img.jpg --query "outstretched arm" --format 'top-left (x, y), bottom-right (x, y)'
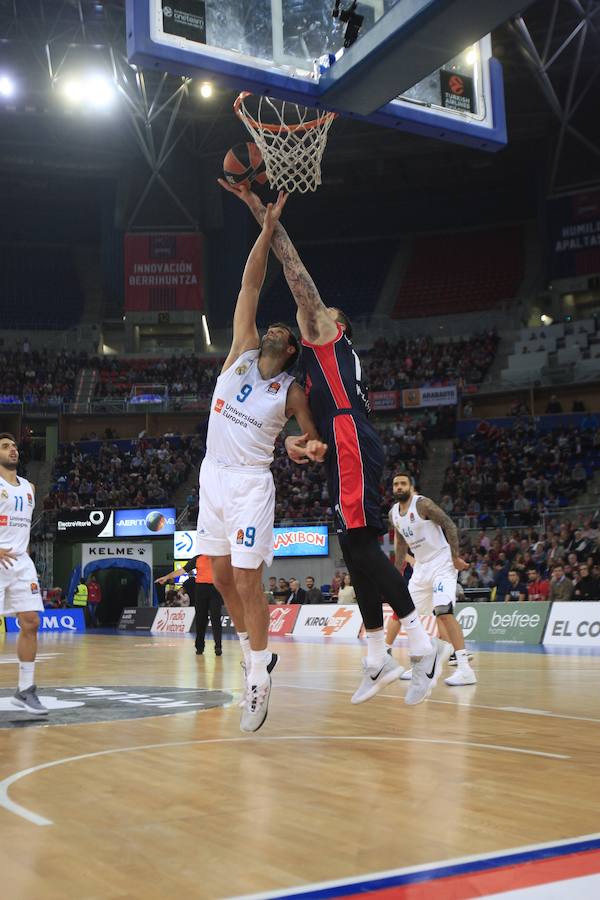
top-left (415, 497), bottom-right (468, 570)
top-left (218, 181), bottom-right (338, 345)
top-left (221, 192), bottom-right (288, 373)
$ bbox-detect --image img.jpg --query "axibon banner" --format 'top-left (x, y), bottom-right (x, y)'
top-left (455, 602), bottom-right (551, 644)
top-left (544, 602), bottom-right (600, 647)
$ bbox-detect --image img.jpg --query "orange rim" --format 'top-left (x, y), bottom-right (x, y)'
top-left (234, 91), bottom-right (337, 134)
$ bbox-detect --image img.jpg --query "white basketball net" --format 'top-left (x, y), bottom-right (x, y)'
top-left (235, 93), bottom-right (337, 194)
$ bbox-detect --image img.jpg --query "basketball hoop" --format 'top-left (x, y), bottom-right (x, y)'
top-left (234, 92), bottom-right (337, 194)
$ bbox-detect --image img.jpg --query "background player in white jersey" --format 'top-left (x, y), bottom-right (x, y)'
top-left (0, 433), bottom-right (47, 714)
top-left (198, 194), bottom-right (326, 732)
top-left (387, 470), bottom-right (477, 687)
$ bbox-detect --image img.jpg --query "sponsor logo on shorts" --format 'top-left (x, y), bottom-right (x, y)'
top-left (267, 381), bottom-right (281, 394)
top-left (236, 529), bottom-right (244, 545)
top-left (27, 493), bottom-right (33, 506)
top-left (235, 364), bottom-right (249, 375)
top-left (30, 582), bottom-right (39, 594)
top-left (0, 515), bottom-right (7, 526)
top-left (214, 398), bottom-right (225, 413)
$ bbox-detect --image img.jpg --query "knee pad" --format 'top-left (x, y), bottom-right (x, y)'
top-left (433, 603), bottom-right (454, 617)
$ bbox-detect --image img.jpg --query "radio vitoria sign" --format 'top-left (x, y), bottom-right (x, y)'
top-left (455, 602), bottom-right (551, 644)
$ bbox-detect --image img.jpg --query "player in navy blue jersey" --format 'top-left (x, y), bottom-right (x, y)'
top-left (219, 179), bottom-right (451, 706)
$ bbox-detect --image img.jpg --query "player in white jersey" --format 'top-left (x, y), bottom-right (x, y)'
top-left (0, 433), bottom-right (48, 714)
top-left (198, 194), bottom-right (326, 732)
top-left (386, 470), bottom-right (477, 690)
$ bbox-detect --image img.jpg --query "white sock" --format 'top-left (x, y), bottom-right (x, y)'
top-left (401, 612), bottom-right (434, 658)
top-left (18, 661), bottom-right (35, 692)
top-left (238, 631), bottom-right (251, 667)
top-left (249, 649), bottom-right (271, 686)
top-left (365, 629), bottom-right (387, 668)
top-left (385, 641), bottom-right (394, 650)
top-left (455, 649), bottom-right (471, 670)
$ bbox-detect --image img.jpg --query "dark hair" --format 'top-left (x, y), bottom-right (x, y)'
top-left (0, 433), bottom-right (17, 443)
top-left (267, 322), bottom-right (300, 371)
top-left (509, 568), bottom-right (520, 576)
top-left (393, 468), bottom-right (415, 486)
top-left (332, 308), bottom-right (353, 340)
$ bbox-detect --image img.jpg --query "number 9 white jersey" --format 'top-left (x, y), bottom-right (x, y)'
top-left (206, 349), bottom-right (294, 469)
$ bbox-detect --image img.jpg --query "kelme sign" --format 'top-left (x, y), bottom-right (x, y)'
top-left (455, 602), bottom-right (551, 644)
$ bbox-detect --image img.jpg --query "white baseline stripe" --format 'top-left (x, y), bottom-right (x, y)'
top-left (0, 734), bottom-right (569, 827)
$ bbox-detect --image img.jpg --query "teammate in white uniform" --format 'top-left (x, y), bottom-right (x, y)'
top-left (386, 470), bottom-right (477, 687)
top-left (198, 194), bottom-right (326, 732)
top-left (0, 433), bottom-right (48, 714)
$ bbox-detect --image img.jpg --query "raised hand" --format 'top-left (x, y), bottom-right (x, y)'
top-left (263, 191), bottom-right (288, 232)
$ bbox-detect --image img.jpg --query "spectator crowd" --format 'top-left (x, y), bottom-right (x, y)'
top-left (453, 515), bottom-right (600, 600)
top-left (44, 435), bottom-right (203, 512)
top-left (365, 330), bottom-right (499, 391)
top-left (442, 422), bottom-right (600, 526)
top-left (0, 348), bottom-right (85, 405)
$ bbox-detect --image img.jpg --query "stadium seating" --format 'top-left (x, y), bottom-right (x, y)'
top-left (444, 422), bottom-right (600, 525)
top-left (256, 239), bottom-right (399, 326)
top-left (392, 227), bottom-right (524, 319)
top-left (366, 331), bottom-right (499, 389)
top-left (0, 246), bottom-right (83, 328)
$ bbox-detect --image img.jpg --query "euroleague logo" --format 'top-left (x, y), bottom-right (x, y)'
top-left (214, 398), bottom-right (225, 413)
top-left (448, 75), bottom-right (465, 95)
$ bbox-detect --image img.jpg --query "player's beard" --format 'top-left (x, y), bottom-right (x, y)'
top-left (393, 489), bottom-right (411, 503)
top-left (1, 458), bottom-right (18, 470)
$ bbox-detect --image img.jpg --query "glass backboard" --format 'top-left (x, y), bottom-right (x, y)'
top-left (127, 0), bottom-right (513, 150)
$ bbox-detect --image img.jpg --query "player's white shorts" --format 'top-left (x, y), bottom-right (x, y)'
top-left (196, 456), bottom-right (275, 569)
top-left (0, 553), bottom-right (44, 616)
top-left (409, 552), bottom-right (457, 615)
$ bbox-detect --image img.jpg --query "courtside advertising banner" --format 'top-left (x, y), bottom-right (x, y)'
top-left (544, 602), bottom-right (600, 647)
top-left (402, 386), bottom-right (457, 408)
top-left (174, 529), bottom-right (196, 559)
top-left (56, 509), bottom-right (114, 540)
top-left (273, 526), bottom-right (328, 558)
top-left (124, 232), bottom-right (204, 311)
top-left (5, 609), bottom-right (86, 633)
top-left (455, 602), bottom-right (551, 644)
top-left (292, 604), bottom-right (363, 639)
top-left (358, 604), bottom-right (438, 640)
top-left (151, 607), bottom-right (195, 634)
top-left (268, 604), bottom-right (300, 636)
top-left (174, 528), bottom-right (330, 560)
top-left (369, 391), bottom-right (400, 411)
top-left (115, 507), bottom-right (176, 538)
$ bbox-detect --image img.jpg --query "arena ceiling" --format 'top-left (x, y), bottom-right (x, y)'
top-left (0, 0), bottom-right (598, 222)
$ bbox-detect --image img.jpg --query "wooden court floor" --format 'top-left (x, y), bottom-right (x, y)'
top-left (0, 632), bottom-right (599, 900)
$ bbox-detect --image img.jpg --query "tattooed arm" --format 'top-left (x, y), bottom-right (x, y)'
top-left (415, 497), bottom-right (468, 570)
top-left (218, 180), bottom-right (338, 345)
